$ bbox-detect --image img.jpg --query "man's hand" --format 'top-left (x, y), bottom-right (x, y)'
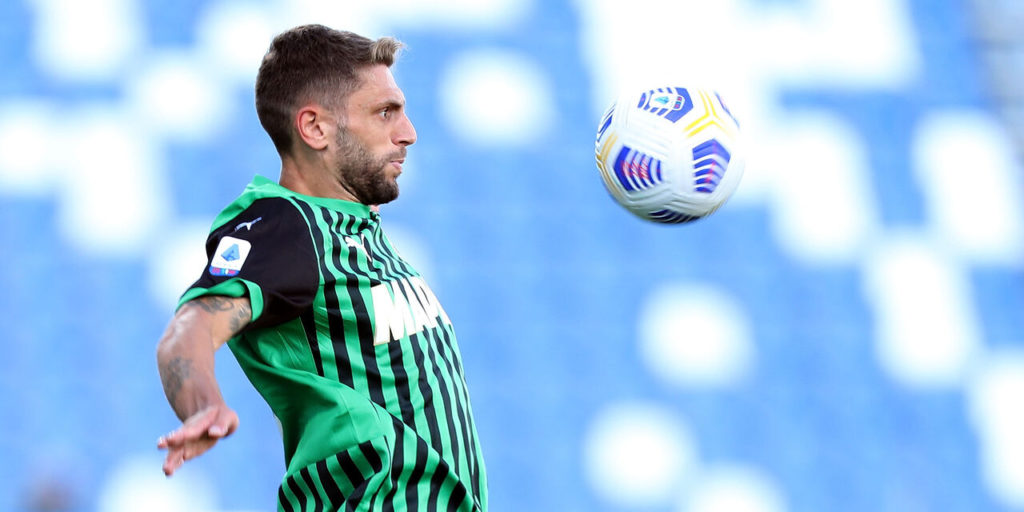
top-left (156, 295), bottom-right (251, 476)
top-left (157, 403), bottom-right (239, 476)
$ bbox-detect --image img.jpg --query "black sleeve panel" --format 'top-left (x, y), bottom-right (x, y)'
top-left (190, 197), bottom-right (320, 330)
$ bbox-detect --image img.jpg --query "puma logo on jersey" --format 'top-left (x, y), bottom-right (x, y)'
top-left (371, 276), bottom-right (451, 345)
top-left (345, 236), bottom-right (370, 257)
top-left (345, 236), bottom-right (365, 249)
top-left (233, 217), bottom-right (263, 232)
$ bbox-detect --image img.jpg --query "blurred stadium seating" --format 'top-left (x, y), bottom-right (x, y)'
top-left (1, 0), bottom-right (1023, 511)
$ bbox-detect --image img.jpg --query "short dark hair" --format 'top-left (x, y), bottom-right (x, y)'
top-left (254, 24), bottom-right (403, 155)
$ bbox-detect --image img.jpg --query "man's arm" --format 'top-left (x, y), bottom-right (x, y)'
top-left (156, 295), bottom-right (251, 476)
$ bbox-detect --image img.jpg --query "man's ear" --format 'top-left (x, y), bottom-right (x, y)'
top-left (294, 104), bottom-right (333, 151)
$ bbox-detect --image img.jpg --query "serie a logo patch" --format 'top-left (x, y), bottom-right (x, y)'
top-left (209, 236), bottom-right (252, 276)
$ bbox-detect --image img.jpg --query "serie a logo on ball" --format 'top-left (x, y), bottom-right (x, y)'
top-left (594, 86), bottom-right (745, 223)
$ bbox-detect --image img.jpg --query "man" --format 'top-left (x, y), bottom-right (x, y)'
top-left (156, 24), bottom-right (487, 511)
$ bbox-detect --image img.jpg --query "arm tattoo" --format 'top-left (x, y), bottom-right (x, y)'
top-left (186, 296), bottom-right (252, 337)
top-left (161, 356), bottom-right (192, 406)
top-left (228, 302), bottom-right (252, 336)
top-left (192, 296), bottom-right (235, 314)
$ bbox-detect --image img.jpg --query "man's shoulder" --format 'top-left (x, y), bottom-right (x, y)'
top-left (210, 177), bottom-right (308, 234)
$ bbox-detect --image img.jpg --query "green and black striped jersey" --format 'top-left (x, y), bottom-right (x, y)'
top-left (180, 176), bottom-right (487, 511)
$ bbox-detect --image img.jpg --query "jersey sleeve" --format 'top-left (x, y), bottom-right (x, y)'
top-left (179, 197), bottom-right (319, 330)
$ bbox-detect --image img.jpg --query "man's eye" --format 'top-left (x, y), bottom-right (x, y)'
top-left (380, 108), bottom-right (391, 119)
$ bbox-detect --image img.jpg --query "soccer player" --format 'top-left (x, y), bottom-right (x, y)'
top-left (155, 24), bottom-right (487, 511)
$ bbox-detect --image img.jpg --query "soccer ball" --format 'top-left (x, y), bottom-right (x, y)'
top-left (594, 86), bottom-right (744, 223)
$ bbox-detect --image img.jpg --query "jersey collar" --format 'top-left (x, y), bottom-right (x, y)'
top-left (251, 175), bottom-right (373, 218)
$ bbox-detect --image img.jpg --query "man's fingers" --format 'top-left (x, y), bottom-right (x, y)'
top-left (207, 411), bottom-right (240, 438)
top-left (163, 447), bottom-right (184, 476)
top-left (158, 432), bottom-right (182, 448)
top-left (159, 408), bottom-right (221, 447)
top-left (159, 412), bottom-right (236, 452)
top-left (162, 437), bottom-right (218, 476)
top-left (158, 426), bottom-right (198, 448)
top-left (158, 405), bottom-right (238, 476)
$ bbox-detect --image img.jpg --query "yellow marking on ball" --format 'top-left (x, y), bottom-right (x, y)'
top-left (685, 91), bottom-right (738, 138)
top-left (682, 90), bottom-right (713, 135)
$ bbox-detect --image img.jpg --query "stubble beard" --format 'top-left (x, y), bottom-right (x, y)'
top-left (335, 128), bottom-right (402, 206)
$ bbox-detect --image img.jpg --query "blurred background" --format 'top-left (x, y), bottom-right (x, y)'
top-left (1, 0), bottom-right (1023, 511)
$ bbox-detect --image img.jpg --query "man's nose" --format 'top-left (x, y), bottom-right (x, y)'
top-left (394, 114), bottom-right (417, 146)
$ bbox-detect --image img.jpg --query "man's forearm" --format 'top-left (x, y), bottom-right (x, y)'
top-left (157, 296), bottom-right (251, 420)
top-left (157, 318), bottom-right (226, 421)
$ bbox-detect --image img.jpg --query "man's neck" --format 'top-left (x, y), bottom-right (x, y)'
top-left (278, 156), bottom-right (359, 203)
